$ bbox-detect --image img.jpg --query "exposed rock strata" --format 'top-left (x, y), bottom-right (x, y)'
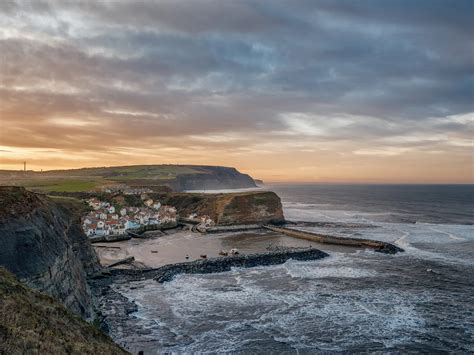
top-left (0, 187), bottom-right (100, 318)
top-left (155, 191), bottom-right (285, 225)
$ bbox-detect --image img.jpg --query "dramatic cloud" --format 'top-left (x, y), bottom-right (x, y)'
top-left (0, 0), bottom-right (472, 182)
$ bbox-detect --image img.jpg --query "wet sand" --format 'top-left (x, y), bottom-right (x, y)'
top-left (93, 230), bottom-right (361, 268)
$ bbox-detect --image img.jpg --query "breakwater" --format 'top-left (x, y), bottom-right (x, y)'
top-left (264, 225), bottom-right (404, 254)
top-left (201, 224), bottom-right (264, 233)
top-left (153, 248), bottom-right (329, 283)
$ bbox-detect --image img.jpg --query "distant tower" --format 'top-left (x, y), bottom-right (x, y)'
top-left (23, 162), bottom-right (26, 172)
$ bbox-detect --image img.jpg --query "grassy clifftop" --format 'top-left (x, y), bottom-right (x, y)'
top-left (0, 267), bottom-right (127, 354)
top-left (0, 165), bottom-right (256, 192)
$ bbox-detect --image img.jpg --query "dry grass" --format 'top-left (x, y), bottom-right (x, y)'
top-left (0, 268), bottom-right (128, 355)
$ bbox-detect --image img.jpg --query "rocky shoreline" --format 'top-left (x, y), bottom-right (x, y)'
top-left (91, 246), bottom-right (329, 283)
top-left (90, 246), bottom-right (329, 350)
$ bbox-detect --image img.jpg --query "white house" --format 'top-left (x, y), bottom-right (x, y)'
top-left (153, 202), bottom-right (161, 210)
top-left (120, 208), bottom-right (127, 216)
top-left (115, 224), bottom-right (126, 235)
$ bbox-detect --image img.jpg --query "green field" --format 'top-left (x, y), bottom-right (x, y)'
top-left (0, 165), bottom-right (222, 193)
top-left (2, 179), bottom-right (100, 193)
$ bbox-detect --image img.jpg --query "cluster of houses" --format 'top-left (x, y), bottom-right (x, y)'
top-left (82, 197), bottom-right (177, 237)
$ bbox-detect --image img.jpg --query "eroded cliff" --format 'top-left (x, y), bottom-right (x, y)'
top-left (155, 191), bottom-right (285, 225)
top-left (169, 166), bottom-right (257, 191)
top-left (0, 187), bottom-right (100, 319)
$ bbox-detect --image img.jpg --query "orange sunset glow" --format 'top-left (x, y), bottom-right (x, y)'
top-left (1, 1), bottom-right (473, 183)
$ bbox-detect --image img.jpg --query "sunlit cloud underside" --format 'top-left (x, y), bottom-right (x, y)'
top-left (0, 0), bottom-right (473, 182)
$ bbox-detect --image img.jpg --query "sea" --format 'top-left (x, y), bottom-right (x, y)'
top-left (113, 184), bottom-right (474, 353)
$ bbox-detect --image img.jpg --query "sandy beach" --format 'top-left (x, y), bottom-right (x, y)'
top-left (93, 230), bottom-right (361, 269)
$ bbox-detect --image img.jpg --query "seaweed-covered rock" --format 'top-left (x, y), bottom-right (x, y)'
top-left (153, 248), bottom-right (329, 283)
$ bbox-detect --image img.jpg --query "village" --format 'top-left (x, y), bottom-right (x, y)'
top-left (81, 194), bottom-right (178, 237)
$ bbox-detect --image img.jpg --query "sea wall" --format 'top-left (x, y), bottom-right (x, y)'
top-left (265, 225), bottom-right (404, 254)
top-left (153, 248), bottom-right (329, 283)
top-left (0, 187), bottom-right (100, 319)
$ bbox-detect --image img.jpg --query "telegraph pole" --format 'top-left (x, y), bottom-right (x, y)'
top-left (23, 162), bottom-right (26, 172)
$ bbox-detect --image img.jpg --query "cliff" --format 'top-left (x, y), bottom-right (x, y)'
top-left (0, 187), bottom-right (100, 319)
top-left (0, 164), bottom-right (257, 193)
top-left (168, 166), bottom-right (257, 191)
top-left (155, 191), bottom-right (285, 225)
top-left (0, 267), bottom-right (127, 354)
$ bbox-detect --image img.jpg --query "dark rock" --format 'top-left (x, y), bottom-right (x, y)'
top-left (0, 187), bottom-right (101, 319)
top-left (169, 166), bottom-right (256, 191)
top-left (153, 248), bottom-right (329, 283)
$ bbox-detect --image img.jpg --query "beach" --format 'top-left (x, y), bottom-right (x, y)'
top-left (93, 229), bottom-right (361, 269)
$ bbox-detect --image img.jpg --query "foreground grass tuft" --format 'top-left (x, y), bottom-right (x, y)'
top-left (0, 267), bottom-right (128, 354)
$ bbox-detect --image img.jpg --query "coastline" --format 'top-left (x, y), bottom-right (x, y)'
top-left (90, 246), bottom-right (329, 348)
top-left (92, 229), bottom-right (367, 269)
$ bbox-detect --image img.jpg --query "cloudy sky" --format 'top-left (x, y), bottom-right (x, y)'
top-left (0, 0), bottom-right (472, 182)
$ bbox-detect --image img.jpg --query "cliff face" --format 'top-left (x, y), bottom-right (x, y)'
top-left (0, 187), bottom-right (100, 319)
top-left (0, 267), bottom-right (127, 354)
top-left (156, 191), bottom-right (285, 225)
top-left (169, 166), bottom-right (257, 191)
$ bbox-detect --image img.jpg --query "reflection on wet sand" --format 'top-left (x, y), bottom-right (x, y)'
top-left (93, 230), bottom-right (360, 269)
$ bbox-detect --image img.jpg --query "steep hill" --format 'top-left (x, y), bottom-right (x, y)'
top-left (0, 267), bottom-right (127, 354)
top-left (0, 165), bottom-right (257, 192)
top-left (155, 191), bottom-right (285, 225)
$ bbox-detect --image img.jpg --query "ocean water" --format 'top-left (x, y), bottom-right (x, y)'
top-left (113, 184), bottom-right (474, 353)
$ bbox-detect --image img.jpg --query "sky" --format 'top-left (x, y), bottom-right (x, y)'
top-left (0, 0), bottom-right (473, 183)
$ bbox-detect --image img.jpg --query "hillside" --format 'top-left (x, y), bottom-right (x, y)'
top-left (155, 191), bottom-right (285, 225)
top-left (0, 165), bottom-right (257, 192)
top-left (0, 267), bottom-right (127, 354)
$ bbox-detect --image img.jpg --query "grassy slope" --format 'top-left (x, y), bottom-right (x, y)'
top-left (0, 267), bottom-right (128, 355)
top-left (0, 165), bottom-right (206, 192)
